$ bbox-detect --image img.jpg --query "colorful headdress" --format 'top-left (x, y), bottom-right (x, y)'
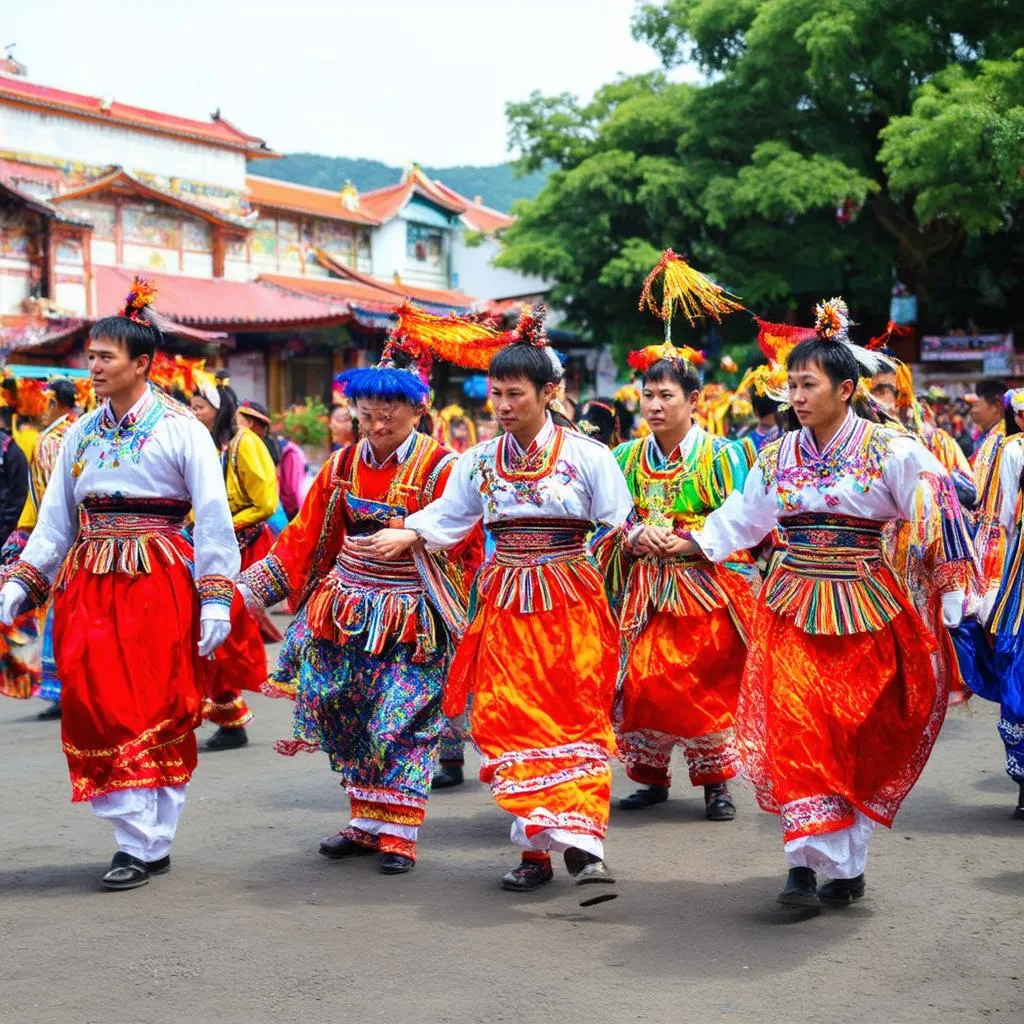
top-left (812, 295), bottom-right (889, 376)
top-left (193, 367), bottom-right (222, 410)
top-left (0, 375), bottom-right (47, 419)
top-left (335, 321), bottom-right (433, 407)
top-left (390, 303), bottom-right (505, 370)
top-left (121, 276), bottom-right (158, 325)
top-left (746, 318), bottom-right (817, 405)
top-left (638, 249), bottom-right (743, 335)
top-left (627, 340), bottom-right (706, 374)
top-left (1005, 388), bottom-right (1024, 415)
top-left (150, 352), bottom-right (205, 397)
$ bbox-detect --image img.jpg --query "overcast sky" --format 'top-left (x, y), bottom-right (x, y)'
top-left (5, 0), bottom-right (672, 167)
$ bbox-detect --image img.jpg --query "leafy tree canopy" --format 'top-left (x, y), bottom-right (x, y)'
top-left (497, 0), bottom-right (1024, 355)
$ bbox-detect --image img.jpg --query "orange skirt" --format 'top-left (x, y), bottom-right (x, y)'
top-left (618, 562), bottom-right (753, 785)
top-left (446, 559), bottom-right (618, 841)
top-left (200, 525), bottom-right (270, 720)
top-left (739, 568), bottom-right (943, 843)
top-left (54, 533), bottom-right (202, 802)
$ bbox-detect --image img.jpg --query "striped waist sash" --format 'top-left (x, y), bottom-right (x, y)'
top-left (766, 514), bottom-right (902, 634)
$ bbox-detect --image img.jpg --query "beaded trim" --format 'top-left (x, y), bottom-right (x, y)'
top-left (239, 553), bottom-right (291, 609)
top-left (6, 560), bottom-right (50, 607)
top-left (196, 574), bottom-right (236, 608)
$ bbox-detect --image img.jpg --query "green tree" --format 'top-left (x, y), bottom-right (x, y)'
top-left (498, 0), bottom-right (1024, 350)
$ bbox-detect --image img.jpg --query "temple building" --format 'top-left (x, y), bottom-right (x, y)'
top-left (0, 60), bottom-right (560, 407)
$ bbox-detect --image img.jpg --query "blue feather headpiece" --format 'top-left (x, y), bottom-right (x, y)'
top-left (334, 329), bottom-right (432, 406)
top-left (334, 366), bottom-right (430, 405)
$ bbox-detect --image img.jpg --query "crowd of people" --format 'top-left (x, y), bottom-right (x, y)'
top-left (0, 267), bottom-right (1020, 914)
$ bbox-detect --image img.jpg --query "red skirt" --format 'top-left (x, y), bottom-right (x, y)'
top-left (55, 533), bottom-right (202, 802)
top-left (739, 566), bottom-right (943, 842)
top-left (200, 525), bottom-right (271, 715)
top-left (446, 557), bottom-right (618, 841)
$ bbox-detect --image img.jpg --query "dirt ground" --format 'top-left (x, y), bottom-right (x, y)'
top-left (1, 644), bottom-right (1021, 1024)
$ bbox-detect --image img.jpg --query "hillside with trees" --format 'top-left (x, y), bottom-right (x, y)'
top-left (250, 154), bottom-right (547, 213)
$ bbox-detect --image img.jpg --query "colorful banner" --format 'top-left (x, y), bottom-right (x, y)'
top-left (920, 332), bottom-right (1014, 362)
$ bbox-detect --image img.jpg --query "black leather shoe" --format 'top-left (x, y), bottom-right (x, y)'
top-left (318, 833), bottom-right (376, 859)
top-left (704, 782), bottom-right (737, 821)
top-left (500, 858), bottom-right (554, 892)
top-left (101, 851), bottom-right (170, 891)
top-left (818, 874), bottom-right (866, 907)
top-left (1013, 783), bottom-right (1024, 820)
top-left (431, 765), bottom-right (465, 790)
top-left (205, 726), bottom-right (249, 751)
top-left (36, 702), bottom-right (62, 721)
top-left (564, 847), bottom-right (615, 885)
top-left (776, 867), bottom-right (818, 908)
top-left (379, 853), bottom-right (415, 874)
top-left (618, 784), bottom-right (669, 811)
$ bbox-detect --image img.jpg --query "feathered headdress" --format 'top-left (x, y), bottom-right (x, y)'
top-left (627, 341), bottom-right (706, 374)
top-left (1005, 388), bottom-right (1024, 415)
top-left (812, 295), bottom-right (889, 376)
top-left (391, 303), bottom-right (505, 370)
top-left (150, 352), bottom-right (205, 397)
top-left (638, 249), bottom-right (743, 335)
top-left (0, 375), bottom-right (47, 419)
top-left (335, 324), bottom-right (433, 407)
top-left (121, 276), bottom-right (158, 325)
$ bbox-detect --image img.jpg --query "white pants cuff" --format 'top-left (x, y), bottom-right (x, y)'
top-left (90, 785), bottom-right (188, 862)
top-left (784, 810), bottom-right (876, 879)
top-left (510, 818), bottom-right (604, 860)
top-left (349, 817), bottom-right (418, 841)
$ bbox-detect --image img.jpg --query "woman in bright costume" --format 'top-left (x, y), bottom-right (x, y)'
top-left (240, 333), bottom-right (476, 874)
top-left (191, 372), bottom-right (278, 751)
top-left (966, 388), bottom-right (1024, 817)
top-left (678, 300), bottom-right (976, 909)
top-left (599, 340), bottom-right (753, 820)
top-left (359, 308), bottom-right (633, 901)
top-left (0, 280), bottom-right (237, 890)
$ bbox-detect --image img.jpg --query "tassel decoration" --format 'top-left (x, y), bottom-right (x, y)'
top-left (638, 249), bottom-right (743, 334)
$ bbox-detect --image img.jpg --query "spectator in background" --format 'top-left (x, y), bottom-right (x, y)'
top-left (329, 402), bottom-right (357, 451)
top-left (0, 407), bottom-right (28, 550)
top-left (970, 379), bottom-right (1008, 448)
top-left (276, 433), bottom-right (308, 520)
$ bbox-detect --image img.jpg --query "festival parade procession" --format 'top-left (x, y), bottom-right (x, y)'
top-left (1, 10), bottom-right (1023, 1019)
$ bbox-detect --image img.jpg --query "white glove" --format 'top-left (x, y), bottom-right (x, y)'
top-left (976, 588), bottom-right (998, 627)
top-left (0, 581), bottom-right (27, 627)
top-left (941, 590), bottom-right (964, 629)
top-left (198, 614), bottom-right (231, 658)
top-left (237, 581), bottom-right (258, 610)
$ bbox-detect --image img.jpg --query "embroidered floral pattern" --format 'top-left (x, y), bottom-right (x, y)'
top-left (760, 419), bottom-right (892, 513)
top-left (779, 794), bottom-right (856, 843)
top-left (71, 388), bottom-right (167, 475)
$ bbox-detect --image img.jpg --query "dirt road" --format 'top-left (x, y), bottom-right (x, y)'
top-left (1, 669), bottom-right (1020, 1024)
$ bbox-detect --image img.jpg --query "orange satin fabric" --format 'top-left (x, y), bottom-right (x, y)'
top-left (54, 533), bottom-right (202, 802)
top-left (622, 564), bottom-right (752, 739)
top-left (739, 566), bottom-right (942, 842)
top-left (446, 560), bottom-right (618, 839)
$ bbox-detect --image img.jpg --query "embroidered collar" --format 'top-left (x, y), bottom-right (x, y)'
top-left (647, 423), bottom-right (702, 469)
top-left (99, 387), bottom-right (153, 430)
top-left (800, 408), bottom-right (857, 460)
top-left (360, 429), bottom-right (418, 470)
top-left (505, 415), bottom-right (554, 459)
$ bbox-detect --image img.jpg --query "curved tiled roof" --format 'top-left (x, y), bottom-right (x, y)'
top-left (0, 75), bottom-right (276, 156)
top-left (246, 175), bottom-right (380, 227)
